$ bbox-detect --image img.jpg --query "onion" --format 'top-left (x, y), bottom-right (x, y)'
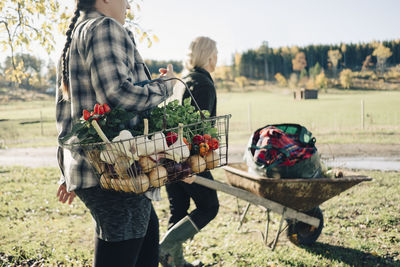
top-left (205, 151), bottom-right (220, 169)
top-left (187, 155), bottom-right (206, 173)
top-left (149, 166), bottom-right (168, 187)
top-left (139, 156), bottom-right (157, 173)
top-left (113, 155), bottom-right (135, 177)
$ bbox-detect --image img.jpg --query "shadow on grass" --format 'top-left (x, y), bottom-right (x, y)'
top-left (304, 242), bottom-right (399, 267)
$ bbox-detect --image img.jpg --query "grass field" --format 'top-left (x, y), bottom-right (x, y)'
top-left (0, 89), bottom-right (399, 148)
top-left (0, 166), bottom-right (399, 266)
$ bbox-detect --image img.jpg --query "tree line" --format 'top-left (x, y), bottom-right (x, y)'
top-left (234, 40), bottom-right (400, 80)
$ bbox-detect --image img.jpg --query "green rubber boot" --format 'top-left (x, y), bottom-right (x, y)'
top-left (159, 216), bottom-right (199, 267)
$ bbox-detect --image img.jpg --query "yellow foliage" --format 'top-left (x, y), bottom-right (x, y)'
top-left (234, 76), bottom-right (248, 89)
top-left (214, 66), bottom-right (233, 81)
top-left (306, 78), bottom-right (316, 89)
top-left (328, 50), bottom-right (342, 68)
top-left (274, 73), bottom-right (287, 87)
top-left (340, 69), bottom-right (353, 89)
top-left (292, 52), bottom-right (307, 72)
top-left (373, 44), bottom-right (392, 60)
top-left (5, 61), bottom-right (29, 84)
top-left (315, 72), bottom-right (328, 89)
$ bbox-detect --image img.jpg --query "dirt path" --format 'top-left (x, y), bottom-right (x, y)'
top-left (0, 144), bottom-right (399, 168)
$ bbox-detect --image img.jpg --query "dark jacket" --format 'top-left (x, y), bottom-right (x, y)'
top-left (182, 67), bottom-right (217, 117)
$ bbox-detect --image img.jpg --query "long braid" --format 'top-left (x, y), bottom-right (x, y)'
top-left (61, 8), bottom-right (81, 100)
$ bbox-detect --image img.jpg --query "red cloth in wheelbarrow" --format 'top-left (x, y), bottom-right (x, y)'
top-left (253, 126), bottom-right (317, 168)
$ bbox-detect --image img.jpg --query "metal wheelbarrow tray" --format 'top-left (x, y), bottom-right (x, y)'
top-left (193, 162), bottom-right (372, 249)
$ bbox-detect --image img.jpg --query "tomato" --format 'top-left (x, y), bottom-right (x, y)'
top-left (203, 134), bottom-right (212, 147)
top-left (199, 142), bottom-right (209, 156)
top-left (210, 138), bottom-right (219, 150)
top-left (83, 110), bottom-right (91, 120)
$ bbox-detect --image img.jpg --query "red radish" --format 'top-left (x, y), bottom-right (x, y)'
top-left (83, 110), bottom-right (91, 120)
top-left (192, 135), bottom-right (204, 145)
top-left (166, 132), bottom-right (178, 146)
top-left (103, 104), bottom-right (111, 113)
top-left (94, 103), bottom-right (100, 114)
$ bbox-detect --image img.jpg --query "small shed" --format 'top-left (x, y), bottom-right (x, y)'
top-left (294, 88), bottom-right (318, 100)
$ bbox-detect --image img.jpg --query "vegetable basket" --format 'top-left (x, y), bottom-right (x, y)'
top-left (62, 78), bottom-right (231, 194)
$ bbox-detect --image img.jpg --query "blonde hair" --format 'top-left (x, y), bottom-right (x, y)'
top-left (184, 36), bottom-right (217, 70)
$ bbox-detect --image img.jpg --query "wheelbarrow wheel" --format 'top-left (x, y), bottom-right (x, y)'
top-left (286, 206), bottom-right (324, 246)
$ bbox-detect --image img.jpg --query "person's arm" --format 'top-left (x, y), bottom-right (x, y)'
top-left (85, 18), bottom-right (174, 112)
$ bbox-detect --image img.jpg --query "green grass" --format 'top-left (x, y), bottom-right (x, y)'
top-left (217, 89), bottom-right (400, 145)
top-left (0, 100), bottom-right (57, 148)
top-left (0, 90), bottom-right (400, 148)
top-left (0, 167), bottom-right (399, 266)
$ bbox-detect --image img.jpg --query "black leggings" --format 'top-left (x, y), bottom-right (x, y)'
top-left (165, 171), bottom-right (219, 230)
top-left (93, 206), bottom-right (159, 267)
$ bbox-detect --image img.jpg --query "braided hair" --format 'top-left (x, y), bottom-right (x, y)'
top-left (61, 0), bottom-right (96, 100)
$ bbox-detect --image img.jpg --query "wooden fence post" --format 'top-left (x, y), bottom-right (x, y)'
top-left (361, 100), bottom-right (364, 130)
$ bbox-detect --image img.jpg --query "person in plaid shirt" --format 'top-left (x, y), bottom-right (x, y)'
top-left (55, 0), bottom-right (175, 266)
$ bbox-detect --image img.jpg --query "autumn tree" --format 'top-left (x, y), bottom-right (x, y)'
top-left (372, 44), bottom-right (392, 73)
top-left (1, 1), bottom-right (155, 86)
top-left (0, 1), bottom-right (68, 84)
top-left (339, 69), bottom-right (353, 89)
top-left (328, 49), bottom-right (342, 77)
top-left (4, 53), bottom-right (44, 89)
top-left (292, 52), bottom-right (307, 72)
top-left (361, 55), bottom-right (374, 72)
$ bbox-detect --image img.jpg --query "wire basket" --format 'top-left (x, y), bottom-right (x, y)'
top-left (67, 114), bottom-right (231, 194)
top-left (62, 77), bottom-right (231, 194)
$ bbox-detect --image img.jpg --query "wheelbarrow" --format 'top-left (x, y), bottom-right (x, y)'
top-left (193, 163), bottom-right (372, 250)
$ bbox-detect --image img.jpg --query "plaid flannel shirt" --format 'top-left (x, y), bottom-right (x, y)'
top-left (56, 11), bottom-right (173, 192)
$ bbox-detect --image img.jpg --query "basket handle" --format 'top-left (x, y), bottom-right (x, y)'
top-left (136, 77), bottom-right (206, 124)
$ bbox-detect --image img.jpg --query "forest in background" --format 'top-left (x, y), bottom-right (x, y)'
top-left (1, 39), bottom-right (399, 93)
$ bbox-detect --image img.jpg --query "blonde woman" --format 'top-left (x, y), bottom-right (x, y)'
top-left (160, 36), bottom-right (219, 267)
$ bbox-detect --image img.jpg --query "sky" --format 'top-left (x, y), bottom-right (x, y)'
top-left (135, 0), bottom-right (400, 66)
top-left (2, 0), bottom-right (400, 67)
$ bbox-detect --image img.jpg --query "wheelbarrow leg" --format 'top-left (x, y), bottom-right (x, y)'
top-left (271, 207), bottom-right (286, 251)
top-left (264, 209), bottom-right (270, 245)
top-left (237, 202), bottom-right (251, 230)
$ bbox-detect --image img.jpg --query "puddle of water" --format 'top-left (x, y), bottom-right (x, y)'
top-left (322, 157), bottom-right (400, 171)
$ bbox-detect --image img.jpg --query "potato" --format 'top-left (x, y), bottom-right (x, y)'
top-left (99, 175), bottom-right (112, 190)
top-left (132, 174), bottom-right (150, 193)
top-left (110, 178), bottom-right (123, 191)
top-left (205, 151), bottom-right (220, 170)
top-left (149, 166), bottom-right (168, 187)
top-left (188, 155), bottom-right (206, 173)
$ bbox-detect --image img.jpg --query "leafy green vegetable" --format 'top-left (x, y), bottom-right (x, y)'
top-left (61, 98), bottom-right (218, 145)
